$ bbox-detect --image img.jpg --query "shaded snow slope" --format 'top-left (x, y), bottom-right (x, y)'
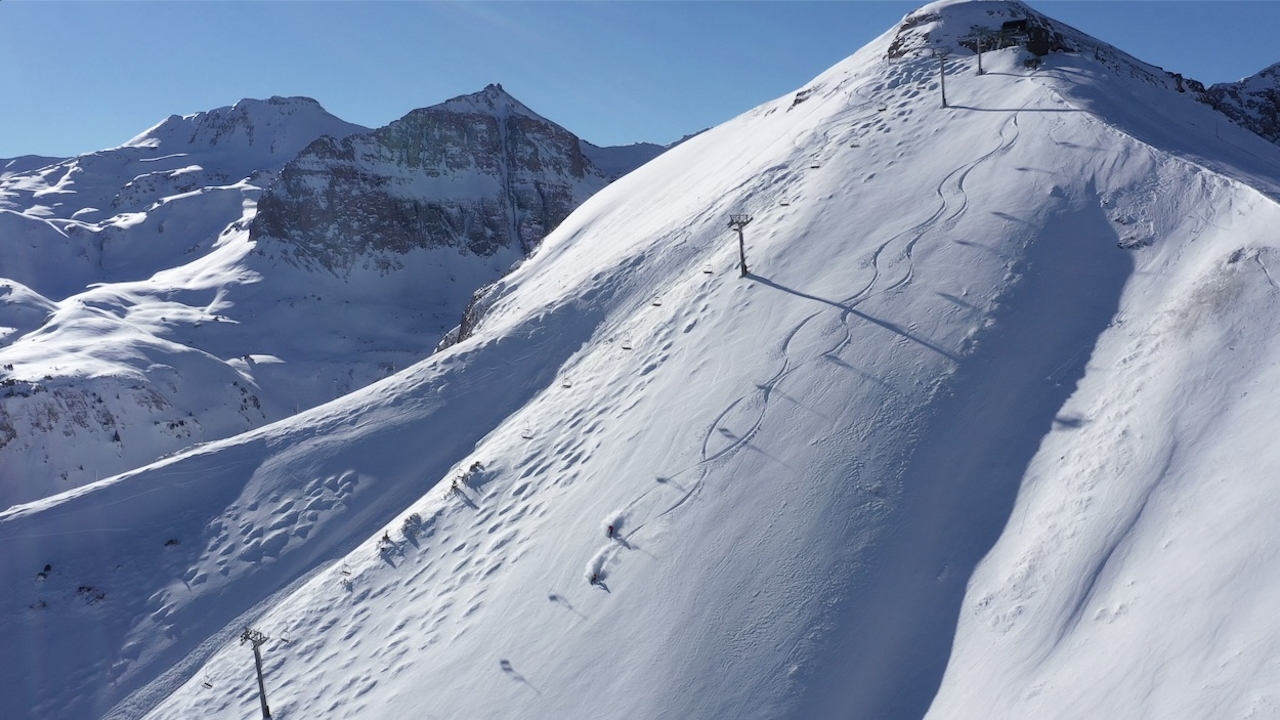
top-left (1, 155), bottom-right (66, 175)
top-left (579, 140), bottom-right (666, 181)
top-left (4, 2), bottom-right (1280, 719)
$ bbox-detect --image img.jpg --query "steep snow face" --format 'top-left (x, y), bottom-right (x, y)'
top-left (1208, 62), bottom-right (1280, 145)
top-left (251, 85), bottom-right (620, 271)
top-left (4, 3), bottom-right (1280, 720)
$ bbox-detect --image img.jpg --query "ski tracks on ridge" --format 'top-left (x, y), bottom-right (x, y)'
top-left (588, 93), bottom-right (1027, 592)
top-left (849, 110), bottom-right (1022, 309)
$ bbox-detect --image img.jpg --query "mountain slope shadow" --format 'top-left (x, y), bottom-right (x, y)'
top-left (788, 191), bottom-right (1132, 720)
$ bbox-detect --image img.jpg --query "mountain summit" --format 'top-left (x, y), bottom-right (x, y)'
top-left (4, 2), bottom-right (1280, 719)
top-left (435, 83), bottom-right (547, 120)
top-left (251, 85), bottom-right (639, 270)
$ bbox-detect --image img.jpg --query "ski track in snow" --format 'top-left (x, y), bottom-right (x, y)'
top-left (592, 84), bottom-right (1030, 589)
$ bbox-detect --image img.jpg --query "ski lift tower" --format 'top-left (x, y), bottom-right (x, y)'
top-left (934, 48), bottom-right (951, 107)
top-left (728, 214), bottom-right (754, 277)
top-left (240, 627), bottom-right (272, 719)
top-left (974, 30), bottom-right (991, 75)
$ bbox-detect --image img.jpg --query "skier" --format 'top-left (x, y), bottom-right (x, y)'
top-left (589, 572), bottom-right (600, 586)
top-left (607, 524), bottom-right (614, 539)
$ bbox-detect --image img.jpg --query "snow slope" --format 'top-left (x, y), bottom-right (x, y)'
top-left (5, 1), bottom-right (1280, 719)
top-left (0, 97), bottom-right (369, 508)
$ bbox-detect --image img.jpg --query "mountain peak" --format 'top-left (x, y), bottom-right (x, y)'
top-left (229, 95), bottom-right (327, 115)
top-left (434, 83), bottom-right (546, 122)
top-left (121, 95), bottom-right (365, 155)
top-left (1207, 61), bottom-right (1280, 145)
top-left (887, 0), bottom-right (1063, 59)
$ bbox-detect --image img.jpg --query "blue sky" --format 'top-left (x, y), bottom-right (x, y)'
top-left (3, 2), bottom-right (1278, 159)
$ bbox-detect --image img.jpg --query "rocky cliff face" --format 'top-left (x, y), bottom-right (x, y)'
top-left (253, 84), bottom-right (627, 271)
top-left (1206, 63), bottom-right (1280, 145)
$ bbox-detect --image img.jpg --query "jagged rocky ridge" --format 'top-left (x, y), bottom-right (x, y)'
top-left (1207, 63), bottom-right (1280, 145)
top-left (252, 84), bottom-right (661, 271)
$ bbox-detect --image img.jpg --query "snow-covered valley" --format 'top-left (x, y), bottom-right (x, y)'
top-left (5, 1), bottom-right (1280, 718)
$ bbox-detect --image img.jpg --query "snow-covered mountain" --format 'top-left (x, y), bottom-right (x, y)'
top-left (0, 96), bottom-right (366, 298)
top-left (0, 90), bottom-right (658, 510)
top-left (253, 84), bottom-right (656, 269)
top-left (5, 1), bottom-right (1280, 719)
top-left (1207, 62), bottom-right (1280, 145)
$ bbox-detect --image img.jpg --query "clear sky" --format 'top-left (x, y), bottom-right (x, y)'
top-left (3, 1), bottom-right (1278, 160)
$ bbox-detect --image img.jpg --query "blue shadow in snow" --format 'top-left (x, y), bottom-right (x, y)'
top-left (772, 190), bottom-right (1132, 720)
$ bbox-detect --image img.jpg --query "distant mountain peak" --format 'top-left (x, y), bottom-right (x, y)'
top-left (121, 95), bottom-right (365, 155)
top-left (1208, 62), bottom-right (1280, 145)
top-left (252, 84), bottom-right (620, 271)
top-left (433, 83), bottom-right (546, 122)
top-left (235, 94), bottom-right (326, 109)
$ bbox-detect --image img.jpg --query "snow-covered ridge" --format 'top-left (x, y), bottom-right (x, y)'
top-left (889, 0), bottom-right (1280, 151)
top-left (1, 155), bottom-right (66, 175)
top-left (579, 140), bottom-right (666, 181)
top-left (889, 0), bottom-right (1188, 89)
top-left (122, 96), bottom-right (358, 155)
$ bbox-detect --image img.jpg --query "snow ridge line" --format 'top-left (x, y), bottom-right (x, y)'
top-left (1034, 75), bottom-right (1280, 208)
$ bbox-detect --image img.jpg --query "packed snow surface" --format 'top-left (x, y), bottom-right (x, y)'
top-left (5, 1), bottom-right (1280, 719)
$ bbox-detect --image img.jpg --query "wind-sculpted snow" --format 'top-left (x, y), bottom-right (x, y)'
top-left (6, 2), bottom-right (1280, 719)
